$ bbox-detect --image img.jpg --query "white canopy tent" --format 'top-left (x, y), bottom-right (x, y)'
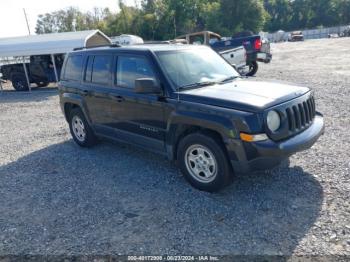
top-left (0, 30), bottom-right (111, 92)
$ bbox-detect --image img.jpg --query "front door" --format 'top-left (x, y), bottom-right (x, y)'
top-left (108, 54), bottom-right (167, 153)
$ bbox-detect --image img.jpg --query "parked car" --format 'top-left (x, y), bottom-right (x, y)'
top-left (340, 26), bottom-right (350, 37)
top-left (289, 31), bottom-right (304, 42)
top-left (0, 54), bottom-right (64, 91)
top-left (175, 31), bottom-right (247, 73)
top-left (221, 31), bottom-right (272, 76)
top-left (272, 30), bottom-right (289, 43)
top-left (176, 31), bottom-right (272, 77)
top-left (328, 33), bottom-right (339, 38)
top-left (145, 37), bottom-right (246, 71)
top-left (59, 44), bottom-right (324, 192)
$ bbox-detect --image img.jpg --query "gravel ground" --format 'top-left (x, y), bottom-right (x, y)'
top-left (0, 38), bottom-right (349, 256)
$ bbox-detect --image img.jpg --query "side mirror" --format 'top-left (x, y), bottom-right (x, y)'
top-left (135, 78), bottom-right (161, 94)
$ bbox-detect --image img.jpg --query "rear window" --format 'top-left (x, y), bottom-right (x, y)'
top-left (64, 55), bottom-right (83, 81)
top-left (85, 55), bottom-right (112, 85)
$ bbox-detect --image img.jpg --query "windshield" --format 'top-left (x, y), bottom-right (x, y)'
top-left (155, 47), bottom-right (240, 90)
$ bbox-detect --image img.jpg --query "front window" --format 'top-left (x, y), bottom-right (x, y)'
top-left (116, 56), bottom-right (157, 89)
top-left (156, 48), bottom-right (239, 90)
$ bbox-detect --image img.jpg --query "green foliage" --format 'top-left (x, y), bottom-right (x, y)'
top-left (220, 0), bottom-right (267, 34)
top-left (35, 7), bottom-right (113, 34)
top-left (264, 0), bottom-right (350, 32)
top-left (35, 0), bottom-right (350, 39)
top-left (264, 0), bottom-right (292, 32)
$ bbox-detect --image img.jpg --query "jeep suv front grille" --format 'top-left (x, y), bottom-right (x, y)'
top-left (285, 96), bottom-right (316, 132)
top-left (266, 93), bottom-right (317, 142)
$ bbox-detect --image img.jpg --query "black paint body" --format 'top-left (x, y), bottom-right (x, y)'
top-left (59, 45), bottom-right (324, 173)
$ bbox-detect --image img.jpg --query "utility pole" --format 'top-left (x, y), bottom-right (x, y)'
top-left (23, 8), bottom-right (31, 35)
top-left (118, 0), bottom-right (128, 33)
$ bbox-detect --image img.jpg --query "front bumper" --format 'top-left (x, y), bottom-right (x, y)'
top-left (229, 114), bottom-right (325, 173)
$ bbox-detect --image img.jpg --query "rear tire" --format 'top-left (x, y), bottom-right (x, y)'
top-left (11, 74), bottom-right (29, 91)
top-left (245, 61), bottom-right (259, 77)
top-left (69, 108), bottom-right (98, 147)
top-left (177, 133), bottom-right (233, 192)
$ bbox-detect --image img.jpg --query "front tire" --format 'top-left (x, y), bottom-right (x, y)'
top-left (177, 133), bottom-right (233, 192)
top-left (11, 74), bottom-right (29, 91)
top-left (69, 108), bottom-right (97, 147)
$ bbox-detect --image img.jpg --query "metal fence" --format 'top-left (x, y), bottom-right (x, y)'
top-left (264, 25), bottom-right (350, 42)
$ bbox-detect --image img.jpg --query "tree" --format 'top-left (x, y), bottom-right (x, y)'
top-left (264, 0), bottom-right (292, 32)
top-left (308, 0), bottom-right (338, 27)
top-left (331, 0), bottom-right (350, 25)
top-left (105, 3), bottom-right (144, 36)
top-left (263, 0), bottom-right (350, 31)
top-left (35, 7), bottom-right (113, 34)
top-left (35, 0), bottom-right (350, 40)
top-left (220, 0), bottom-right (268, 34)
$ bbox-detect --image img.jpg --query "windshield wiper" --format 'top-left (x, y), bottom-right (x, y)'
top-left (219, 75), bottom-right (239, 84)
top-left (178, 81), bottom-right (218, 90)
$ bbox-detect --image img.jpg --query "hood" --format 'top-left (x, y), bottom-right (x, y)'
top-left (178, 79), bottom-right (310, 112)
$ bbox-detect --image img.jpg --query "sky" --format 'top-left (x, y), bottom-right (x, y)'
top-left (0, 0), bottom-right (138, 38)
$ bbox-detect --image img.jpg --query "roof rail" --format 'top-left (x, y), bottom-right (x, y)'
top-left (73, 44), bottom-right (121, 51)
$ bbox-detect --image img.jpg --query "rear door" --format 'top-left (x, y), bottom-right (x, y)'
top-left (82, 53), bottom-right (115, 127)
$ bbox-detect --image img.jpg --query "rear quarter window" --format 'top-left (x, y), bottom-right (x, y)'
top-left (63, 55), bottom-right (83, 81)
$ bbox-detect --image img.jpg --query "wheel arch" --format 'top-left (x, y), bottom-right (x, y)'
top-left (166, 113), bottom-right (238, 161)
top-left (61, 93), bottom-right (91, 125)
top-left (64, 103), bottom-right (80, 121)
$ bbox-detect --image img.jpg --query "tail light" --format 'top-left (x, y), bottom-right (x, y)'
top-left (254, 38), bottom-right (262, 50)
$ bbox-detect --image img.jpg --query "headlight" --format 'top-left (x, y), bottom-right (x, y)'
top-left (267, 110), bottom-right (281, 132)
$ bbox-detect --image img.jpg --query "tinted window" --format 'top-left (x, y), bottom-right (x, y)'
top-left (91, 55), bottom-right (111, 85)
top-left (64, 55), bottom-right (83, 81)
top-left (116, 56), bottom-right (156, 89)
top-left (84, 55), bottom-right (111, 85)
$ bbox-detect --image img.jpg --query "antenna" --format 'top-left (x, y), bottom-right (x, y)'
top-left (23, 8), bottom-right (31, 35)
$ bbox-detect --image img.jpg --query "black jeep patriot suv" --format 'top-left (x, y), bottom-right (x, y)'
top-left (59, 44), bottom-right (324, 192)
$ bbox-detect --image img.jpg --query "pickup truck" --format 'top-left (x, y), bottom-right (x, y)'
top-left (59, 44), bottom-right (324, 192)
top-left (0, 54), bottom-right (64, 91)
top-left (175, 31), bottom-right (246, 72)
top-left (213, 46), bottom-right (246, 72)
top-left (176, 31), bottom-right (272, 76)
